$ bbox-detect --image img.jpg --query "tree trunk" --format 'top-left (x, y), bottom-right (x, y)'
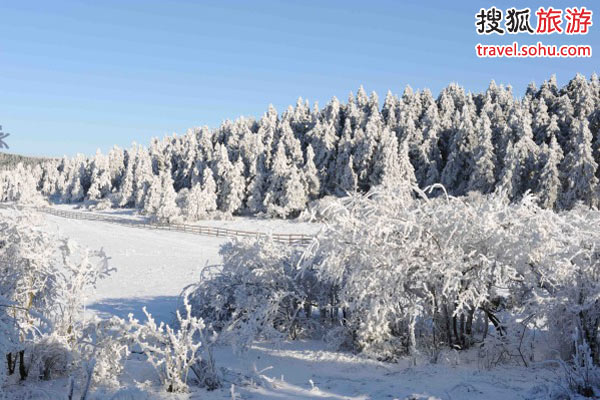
top-left (304, 302), bottom-right (312, 319)
top-left (481, 307), bottom-right (504, 336)
top-left (6, 352), bottom-right (15, 375)
top-left (443, 305), bottom-right (452, 347)
top-left (18, 350), bottom-right (27, 380)
top-left (465, 308), bottom-right (475, 346)
top-left (452, 314), bottom-right (459, 347)
top-left (459, 314), bottom-right (466, 348)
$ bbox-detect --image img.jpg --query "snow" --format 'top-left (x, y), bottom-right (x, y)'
top-left (215, 342), bottom-right (556, 400)
top-left (43, 213), bottom-right (225, 324)
top-left (24, 211), bottom-right (562, 400)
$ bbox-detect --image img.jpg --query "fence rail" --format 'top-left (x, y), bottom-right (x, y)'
top-left (1, 203), bottom-right (314, 245)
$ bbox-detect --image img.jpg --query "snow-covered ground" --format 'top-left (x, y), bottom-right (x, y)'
top-left (29, 212), bottom-right (562, 400)
top-left (44, 213), bottom-right (225, 324)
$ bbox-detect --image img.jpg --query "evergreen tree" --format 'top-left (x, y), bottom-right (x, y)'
top-left (277, 119), bottom-right (304, 167)
top-left (213, 144), bottom-right (242, 214)
top-left (370, 128), bottom-right (404, 189)
top-left (201, 167), bottom-right (218, 214)
top-left (119, 157), bottom-right (135, 207)
top-left (415, 102), bottom-right (442, 187)
top-left (303, 145), bottom-right (321, 199)
top-left (560, 118), bottom-right (599, 208)
top-left (468, 114), bottom-right (496, 193)
top-left (217, 156), bottom-right (245, 215)
top-left (174, 128), bottom-right (198, 190)
top-left (334, 121), bottom-right (357, 195)
top-left (87, 150), bottom-right (111, 200)
top-left (246, 154), bottom-right (268, 214)
top-left (555, 94), bottom-right (575, 150)
top-left (536, 136), bottom-right (563, 209)
top-left (108, 145), bottom-right (125, 189)
top-left (441, 104), bottom-right (477, 196)
top-left (263, 142), bottom-right (308, 218)
top-left (142, 175), bottom-right (161, 216)
top-left (532, 99), bottom-right (551, 145)
top-left (154, 171), bottom-right (180, 223)
top-left (65, 156), bottom-right (86, 203)
top-left (182, 184), bottom-right (205, 221)
top-left (381, 90), bottom-right (399, 130)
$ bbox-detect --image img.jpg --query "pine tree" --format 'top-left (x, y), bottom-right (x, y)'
top-left (381, 90), bottom-right (399, 130)
top-left (263, 142), bottom-right (308, 217)
top-left (213, 144), bottom-right (244, 214)
top-left (468, 114), bottom-right (496, 193)
top-left (154, 171), bottom-right (180, 223)
top-left (441, 103), bottom-right (477, 196)
top-left (174, 129), bottom-right (198, 190)
top-left (256, 105), bottom-right (278, 166)
top-left (277, 119), bottom-right (304, 167)
top-left (133, 148), bottom-right (154, 209)
top-left (532, 99), bottom-right (551, 145)
top-left (539, 115), bottom-right (561, 147)
top-left (39, 161), bottom-right (58, 197)
top-left (306, 119), bottom-right (338, 187)
top-left (182, 184), bottom-right (204, 221)
top-left (201, 167), bottom-right (218, 214)
top-left (108, 145), bottom-right (125, 189)
top-left (416, 102), bottom-right (442, 187)
top-left (280, 165), bottom-right (308, 218)
top-left (223, 162), bottom-right (246, 215)
top-left (263, 142), bottom-right (289, 216)
top-left (353, 112), bottom-right (381, 189)
top-left (334, 121), bottom-right (357, 195)
top-left (142, 175), bottom-right (161, 216)
top-left (370, 128), bottom-right (404, 189)
top-left (118, 152), bottom-right (135, 207)
top-left (560, 117), bottom-right (599, 208)
top-left (303, 145), bottom-right (321, 199)
top-left (246, 155), bottom-right (267, 214)
top-left (397, 139), bottom-right (417, 188)
top-left (87, 150), bottom-right (111, 201)
top-left (66, 157), bottom-right (86, 203)
top-left (555, 94), bottom-right (575, 150)
top-left (564, 73), bottom-right (596, 119)
top-left (397, 86), bottom-right (421, 146)
top-left (509, 104), bottom-right (539, 198)
top-left (536, 136), bottom-right (563, 209)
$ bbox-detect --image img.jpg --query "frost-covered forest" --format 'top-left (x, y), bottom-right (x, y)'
top-left (2, 73), bottom-right (600, 221)
top-left (3, 74), bottom-right (600, 399)
top-left (0, 153), bottom-right (50, 171)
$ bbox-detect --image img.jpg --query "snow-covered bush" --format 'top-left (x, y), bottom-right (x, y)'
top-left (186, 237), bottom-right (319, 350)
top-left (0, 209), bottom-right (113, 384)
top-left (558, 331), bottom-right (600, 398)
top-left (189, 185), bottom-right (600, 372)
top-left (126, 295), bottom-right (220, 393)
top-left (310, 188), bottom-right (600, 362)
top-left (25, 333), bottom-right (73, 381)
top-left (78, 316), bottom-right (130, 387)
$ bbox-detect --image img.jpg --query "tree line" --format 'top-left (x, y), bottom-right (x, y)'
top-left (2, 73), bottom-right (600, 219)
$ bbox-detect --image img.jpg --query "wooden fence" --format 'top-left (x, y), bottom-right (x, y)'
top-left (31, 206), bottom-right (313, 245)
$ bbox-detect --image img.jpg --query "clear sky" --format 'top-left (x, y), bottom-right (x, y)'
top-left (1, 0), bottom-right (598, 157)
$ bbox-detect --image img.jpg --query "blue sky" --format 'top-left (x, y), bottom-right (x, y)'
top-left (0, 0), bottom-right (598, 157)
